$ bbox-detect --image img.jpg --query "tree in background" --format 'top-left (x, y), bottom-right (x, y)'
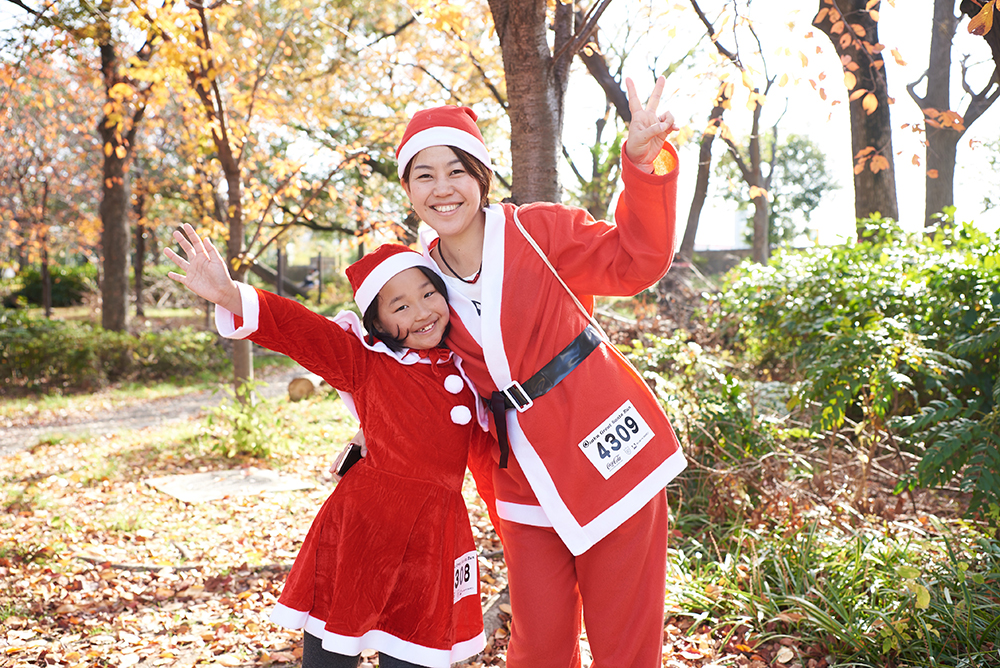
top-left (139, 0), bottom-right (507, 389)
top-left (487, 0), bottom-right (632, 204)
top-left (715, 133), bottom-right (838, 246)
top-left (813, 0), bottom-right (899, 229)
top-left (679, 80), bottom-right (731, 262)
top-left (0, 58), bottom-right (101, 312)
top-left (564, 4), bottom-right (697, 221)
top-left (906, 0), bottom-right (999, 228)
top-left (3, 0), bottom-right (161, 331)
top-left (690, 0), bottom-right (779, 264)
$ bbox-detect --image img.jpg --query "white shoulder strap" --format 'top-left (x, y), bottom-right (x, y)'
top-left (511, 207), bottom-right (610, 342)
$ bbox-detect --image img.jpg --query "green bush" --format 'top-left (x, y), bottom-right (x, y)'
top-left (2, 264), bottom-right (97, 308)
top-left (201, 381), bottom-right (283, 458)
top-left (619, 330), bottom-right (818, 527)
top-left (0, 308), bottom-right (230, 393)
top-left (716, 217), bottom-right (1000, 517)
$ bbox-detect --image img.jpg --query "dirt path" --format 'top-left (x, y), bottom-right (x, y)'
top-left (0, 365), bottom-right (308, 456)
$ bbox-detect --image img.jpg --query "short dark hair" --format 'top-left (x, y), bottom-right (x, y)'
top-left (362, 266), bottom-right (450, 352)
top-left (402, 146), bottom-right (493, 208)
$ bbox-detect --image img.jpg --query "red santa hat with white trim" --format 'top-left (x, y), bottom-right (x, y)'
top-left (347, 244), bottom-right (435, 314)
top-left (395, 105), bottom-right (494, 179)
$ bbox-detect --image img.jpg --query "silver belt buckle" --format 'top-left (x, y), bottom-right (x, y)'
top-left (502, 381), bottom-right (533, 412)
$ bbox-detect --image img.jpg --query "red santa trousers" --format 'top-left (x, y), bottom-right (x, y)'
top-left (500, 490), bottom-right (668, 668)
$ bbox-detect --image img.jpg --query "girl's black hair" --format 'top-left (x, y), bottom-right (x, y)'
top-left (402, 146), bottom-right (493, 208)
top-left (362, 266), bottom-right (450, 352)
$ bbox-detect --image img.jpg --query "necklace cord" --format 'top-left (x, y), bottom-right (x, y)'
top-left (438, 244), bottom-right (482, 284)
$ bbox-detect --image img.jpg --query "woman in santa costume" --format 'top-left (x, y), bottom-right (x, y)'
top-left (165, 229), bottom-right (498, 668)
top-left (391, 75), bottom-right (688, 666)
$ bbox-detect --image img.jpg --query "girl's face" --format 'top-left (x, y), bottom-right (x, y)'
top-left (375, 267), bottom-right (449, 350)
top-left (401, 145), bottom-right (485, 241)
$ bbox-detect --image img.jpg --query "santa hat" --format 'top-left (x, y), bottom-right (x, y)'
top-left (347, 244), bottom-right (435, 313)
top-left (396, 105), bottom-right (493, 179)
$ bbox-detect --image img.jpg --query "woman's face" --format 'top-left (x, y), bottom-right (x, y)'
top-left (402, 145), bottom-right (485, 241)
top-left (375, 267), bottom-right (450, 350)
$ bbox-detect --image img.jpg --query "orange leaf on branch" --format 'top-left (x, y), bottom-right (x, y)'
top-left (927, 169), bottom-right (939, 178)
top-left (862, 92), bottom-right (879, 114)
top-left (968, 0), bottom-right (996, 36)
top-left (870, 155), bottom-right (890, 173)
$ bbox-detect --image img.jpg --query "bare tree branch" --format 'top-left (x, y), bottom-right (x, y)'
top-left (553, 0), bottom-right (615, 67)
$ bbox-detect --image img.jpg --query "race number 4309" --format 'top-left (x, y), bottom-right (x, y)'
top-left (454, 551), bottom-right (477, 603)
top-left (577, 400), bottom-right (654, 479)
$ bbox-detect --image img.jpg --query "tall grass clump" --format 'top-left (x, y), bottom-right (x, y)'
top-left (667, 517), bottom-right (1000, 667)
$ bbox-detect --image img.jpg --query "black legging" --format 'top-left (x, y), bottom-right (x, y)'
top-left (302, 632), bottom-right (428, 668)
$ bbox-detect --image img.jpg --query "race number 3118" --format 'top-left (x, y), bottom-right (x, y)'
top-left (577, 400), bottom-right (654, 479)
top-left (453, 552), bottom-right (477, 603)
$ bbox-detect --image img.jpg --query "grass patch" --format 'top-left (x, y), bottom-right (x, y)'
top-left (667, 517), bottom-right (1000, 666)
top-left (102, 509), bottom-right (148, 533)
top-left (0, 601), bottom-right (29, 624)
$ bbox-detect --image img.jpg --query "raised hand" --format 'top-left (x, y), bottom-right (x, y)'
top-left (164, 223), bottom-right (243, 315)
top-left (623, 76), bottom-right (677, 173)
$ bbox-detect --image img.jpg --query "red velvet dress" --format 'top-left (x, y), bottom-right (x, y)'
top-left (215, 287), bottom-right (492, 667)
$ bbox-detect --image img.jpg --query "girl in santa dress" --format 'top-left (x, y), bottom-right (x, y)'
top-left (165, 229), bottom-right (497, 668)
top-left (388, 75), bottom-right (687, 667)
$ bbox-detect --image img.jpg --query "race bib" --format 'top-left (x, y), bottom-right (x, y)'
top-left (454, 551), bottom-right (478, 603)
top-left (577, 400), bottom-right (654, 479)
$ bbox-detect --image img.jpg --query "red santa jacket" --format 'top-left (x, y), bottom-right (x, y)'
top-left (428, 142), bottom-right (688, 555)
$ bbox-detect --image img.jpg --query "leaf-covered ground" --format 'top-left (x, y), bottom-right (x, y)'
top-left (0, 384), bottom-right (813, 668)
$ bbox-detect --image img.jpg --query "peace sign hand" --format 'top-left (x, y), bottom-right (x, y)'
top-left (164, 223), bottom-right (244, 315)
top-left (624, 76), bottom-right (676, 173)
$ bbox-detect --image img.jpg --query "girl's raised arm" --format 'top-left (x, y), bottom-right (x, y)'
top-left (164, 223), bottom-right (243, 316)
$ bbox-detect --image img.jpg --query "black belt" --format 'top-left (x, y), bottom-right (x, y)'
top-left (487, 326), bottom-right (603, 468)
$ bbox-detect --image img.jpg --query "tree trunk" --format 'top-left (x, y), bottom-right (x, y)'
top-left (680, 88), bottom-right (728, 261)
top-left (748, 106), bottom-right (769, 264)
top-left (910, 0), bottom-right (1000, 227)
top-left (41, 240), bottom-right (52, 319)
top-left (924, 129), bottom-right (959, 225)
top-left (751, 191), bottom-right (770, 264)
top-left (187, 3), bottom-right (253, 392)
top-left (488, 0), bottom-right (573, 204)
top-left (134, 194), bottom-right (146, 318)
top-left (224, 170), bottom-right (252, 389)
top-left (97, 25), bottom-right (131, 332)
top-left (40, 182), bottom-right (51, 318)
top-left (814, 0), bottom-right (899, 231)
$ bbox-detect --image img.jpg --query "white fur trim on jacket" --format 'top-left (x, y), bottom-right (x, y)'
top-left (270, 603), bottom-right (485, 668)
